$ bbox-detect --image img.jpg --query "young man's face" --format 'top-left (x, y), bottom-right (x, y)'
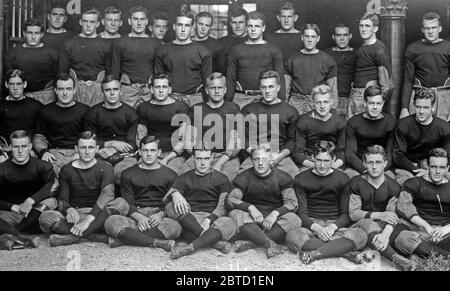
top-left (55, 79), bottom-right (76, 105)
top-left (103, 13), bottom-right (122, 35)
top-left (313, 151), bottom-right (333, 176)
top-left (151, 78), bottom-right (171, 102)
top-left (102, 80), bottom-right (121, 106)
top-left (252, 149), bottom-right (272, 176)
top-left (195, 16), bottom-right (213, 39)
top-left (76, 138), bottom-right (98, 163)
top-left (260, 77), bottom-right (280, 103)
top-left (150, 19), bottom-right (169, 40)
top-left (365, 94), bottom-right (384, 119)
top-left (80, 13), bottom-right (100, 36)
top-left (428, 156), bottom-right (449, 184)
top-left (301, 29), bottom-right (319, 50)
top-left (48, 7), bottom-right (67, 29)
top-left (277, 9), bottom-right (297, 31)
top-left (333, 26), bottom-right (352, 49)
top-left (414, 98), bottom-right (433, 124)
top-left (174, 16), bottom-right (193, 41)
top-left (11, 137), bottom-right (32, 165)
top-left (313, 93), bottom-right (332, 118)
top-left (129, 11), bottom-right (148, 34)
top-left (359, 19), bottom-right (377, 41)
top-left (364, 153), bottom-right (387, 179)
top-left (6, 76), bottom-right (26, 99)
top-left (422, 19), bottom-right (442, 43)
top-left (247, 18), bottom-right (265, 41)
top-left (207, 78), bottom-right (226, 103)
top-left (140, 142), bottom-right (160, 166)
top-left (230, 15), bottom-right (247, 37)
top-left (194, 150), bottom-right (213, 175)
top-left (24, 26), bottom-right (44, 46)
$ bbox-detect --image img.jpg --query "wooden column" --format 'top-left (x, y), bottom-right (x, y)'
top-left (380, 0), bottom-right (408, 117)
top-left (0, 1), bottom-right (4, 88)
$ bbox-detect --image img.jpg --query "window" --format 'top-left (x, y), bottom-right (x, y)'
top-left (10, 0), bottom-right (36, 39)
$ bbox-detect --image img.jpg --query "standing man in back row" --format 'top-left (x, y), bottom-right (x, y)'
top-left (42, 2), bottom-right (75, 52)
top-left (192, 12), bottom-right (222, 73)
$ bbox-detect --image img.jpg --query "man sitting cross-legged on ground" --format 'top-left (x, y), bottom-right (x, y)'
top-left (394, 148), bottom-right (450, 258)
top-left (227, 144), bottom-right (301, 259)
top-left (165, 144), bottom-right (236, 259)
top-left (0, 130), bottom-right (57, 250)
top-left (39, 131), bottom-right (124, 247)
top-left (103, 135), bottom-right (182, 251)
top-left (349, 145), bottom-right (416, 271)
top-left (285, 141), bottom-right (369, 265)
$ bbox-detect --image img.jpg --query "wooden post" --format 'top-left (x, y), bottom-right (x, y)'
top-left (380, 0), bottom-right (408, 117)
top-left (0, 0), bottom-right (4, 87)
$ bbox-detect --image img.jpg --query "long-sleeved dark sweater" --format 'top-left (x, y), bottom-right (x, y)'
top-left (226, 42), bottom-right (286, 101)
top-left (194, 37), bottom-right (222, 73)
top-left (293, 112), bottom-right (346, 166)
top-left (4, 45), bottom-right (59, 92)
top-left (215, 34), bottom-right (247, 75)
top-left (346, 113), bottom-right (396, 173)
top-left (393, 115), bottom-right (450, 172)
top-left (83, 103), bottom-right (138, 151)
top-left (0, 98), bottom-right (43, 140)
top-left (42, 31), bottom-right (76, 52)
top-left (265, 32), bottom-right (303, 61)
top-left (323, 48), bottom-right (357, 97)
top-left (154, 42), bottom-right (212, 94)
top-left (120, 165), bottom-right (177, 215)
top-left (242, 101), bottom-right (298, 153)
top-left (294, 169), bottom-right (351, 229)
top-left (0, 158), bottom-right (55, 211)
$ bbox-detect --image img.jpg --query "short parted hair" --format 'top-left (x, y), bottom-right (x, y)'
top-left (104, 6), bottom-right (122, 16)
top-left (6, 69), bottom-right (26, 83)
top-left (78, 131), bottom-right (97, 143)
top-left (333, 23), bottom-right (350, 33)
top-left (196, 11), bottom-right (213, 22)
top-left (428, 148), bottom-right (449, 165)
top-left (176, 10), bottom-right (195, 24)
top-left (23, 18), bottom-right (44, 32)
top-left (259, 70), bottom-right (280, 84)
top-left (206, 72), bottom-right (225, 87)
top-left (413, 88), bottom-right (436, 105)
top-left (302, 23), bottom-right (320, 35)
top-left (49, 0), bottom-right (67, 12)
top-left (251, 143), bottom-right (272, 157)
top-left (10, 130), bottom-right (30, 144)
top-left (363, 145), bottom-right (387, 162)
top-left (229, 7), bottom-right (248, 22)
top-left (193, 142), bottom-right (213, 156)
top-left (359, 12), bottom-right (379, 27)
top-left (151, 10), bottom-right (169, 23)
top-left (56, 73), bottom-right (76, 87)
top-left (364, 84), bottom-right (384, 101)
top-left (280, 2), bottom-right (295, 12)
top-left (101, 74), bottom-right (120, 89)
top-left (152, 73), bottom-right (171, 86)
top-left (423, 11), bottom-right (441, 25)
top-left (311, 84), bottom-right (331, 100)
top-left (129, 5), bottom-right (148, 17)
top-left (140, 135), bottom-right (160, 149)
top-left (313, 140), bottom-right (336, 159)
top-left (82, 7), bottom-right (101, 18)
top-left (248, 11), bottom-right (265, 26)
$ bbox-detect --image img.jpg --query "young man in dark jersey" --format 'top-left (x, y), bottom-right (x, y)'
top-left (324, 23), bottom-right (357, 118)
top-left (284, 23), bottom-right (338, 115)
top-left (226, 11), bottom-right (285, 109)
top-left (349, 13), bottom-right (393, 118)
top-left (395, 148), bottom-right (450, 258)
top-left (137, 74), bottom-right (190, 174)
top-left (192, 12), bottom-right (222, 73)
top-left (286, 141), bottom-right (369, 265)
top-left (5, 19), bottom-right (58, 105)
top-left (166, 145), bottom-right (236, 259)
top-left (39, 131), bottom-right (123, 247)
top-left (41, 2), bottom-right (75, 52)
top-left (148, 11), bottom-right (170, 44)
top-left (103, 135), bottom-right (182, 251)
top-left (83, 75), bottom-right (138, 185)
top-left (0, 131), bottom-right (57, 250)
top-left (400, 12), bottom-right (450, 121)
top-left (59, 8), bottom-right (112, 106)
top-left (345, 85), bottom-right (396, 178)
top-left (99, 7), bottom-right (122, 39)
top-left (227, 144), bottom-right (301, 259)
top-left (349, 145), bottom-right (415, 271)
top-left (155, 11), bottom-right (212, 107)
top-left (33, 74), bottom-right (89, 175)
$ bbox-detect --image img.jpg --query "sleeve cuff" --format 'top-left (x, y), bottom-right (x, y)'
top-left (207, 214), bottom-right (219, 223)
top-left (364, 212), bottom-right (373, 219)
top-left (90, 204), bottom-right (102, 218)
top-left (275, 206), bottom-right (289, 216)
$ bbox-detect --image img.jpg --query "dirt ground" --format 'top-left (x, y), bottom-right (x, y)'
top-left (0, 235), bottom-right (398, 271)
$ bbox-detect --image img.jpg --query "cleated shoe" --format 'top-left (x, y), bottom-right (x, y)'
top-left (266, 239), bottom-right (283, 259)
top-left (0, 234), bottom-right (17, 251)
top-left (170, 243), bottom-right (195, 260)
top-left (153, 239), bottom-right (175, 252)
top-left (300, 250), bottom-right (322, 264)
top-left (49, 234), bottom-right (81, 247)
top-left (234, 240), bottom-right (257, 253)
top-left (108, 237), bottom-right (123, 248)
top-left (212, 241), bottom-right (231, 254)
top-left (392, 253), bottom-right (417, 271)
